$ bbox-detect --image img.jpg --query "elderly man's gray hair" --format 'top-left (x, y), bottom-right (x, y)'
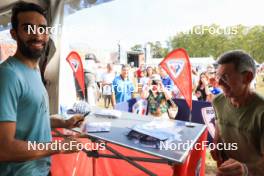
top-left (121, 64), bottom-right (130, 70)
top-left (217, 50), bottom-right (256, 77)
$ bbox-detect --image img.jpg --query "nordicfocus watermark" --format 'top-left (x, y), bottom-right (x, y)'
top-left (103, 84), bottom-right (174, 93)
top-left (159, 141), bottom-right (238, 151)
top-left (26, 24), bottom-right (240, 36)
top-left (27, 140), bottom-right (106, 151)
top-left (26, 24), bottom-right (104, 36)
top-left (27, 24), bottom-right (62, 35)
top-left (186, 26), bottom-right (238, 35)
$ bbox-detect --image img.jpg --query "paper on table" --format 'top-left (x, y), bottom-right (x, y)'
top-left (132, 120), bottom-right (183, 141)
top-left (66, 101), bottom-right (91, 114)
top-left (94, 109), bottom-right (122, 119)
top-left (81, 121), bottom-right (111, 133)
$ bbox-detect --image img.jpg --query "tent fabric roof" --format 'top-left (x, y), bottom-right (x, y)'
top-left (0, 0), bottom-right (47, 28)
top-left (0, 0), bottom-right (114, 27)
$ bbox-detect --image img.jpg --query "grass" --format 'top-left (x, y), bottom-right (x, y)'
top-left (205, 151), bottom-right (218, 175)
top-left (256, 75), bottom-right (264, 95)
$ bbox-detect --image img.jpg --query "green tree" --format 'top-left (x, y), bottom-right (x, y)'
top-left (148, 41), bottom-right (168, 58)
top-left (168, 24), bottom-right (264, 62)
top-left (131, 44), bottom-right (143, 51)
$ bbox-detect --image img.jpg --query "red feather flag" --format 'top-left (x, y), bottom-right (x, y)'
top-left (66, 51), bottom-right (85, 98)
top-left (159, 48), bottom-right (192, 110)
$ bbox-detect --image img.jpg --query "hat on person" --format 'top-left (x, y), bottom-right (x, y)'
top-left (150, 74), bottom-right (161, 81)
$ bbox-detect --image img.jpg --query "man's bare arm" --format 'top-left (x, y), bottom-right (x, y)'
top-left (0, 122), bottom-right (59, 162)
top-left (50, 114), bottom-right (67, 128)
top-left (0, 121), bottom-right (83, 162)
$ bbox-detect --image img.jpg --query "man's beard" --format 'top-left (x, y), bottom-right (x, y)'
top-left (17, 35), bottom-right (47, 61)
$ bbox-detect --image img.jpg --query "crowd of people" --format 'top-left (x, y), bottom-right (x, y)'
top-left (80, 59), bottom-right (233, 119)
top-left (80, 57), bottom-right (263, 121)
top-left (85, 64), bottom-right (221, 103)
top-left (84, 62), bottom-right (222, 101)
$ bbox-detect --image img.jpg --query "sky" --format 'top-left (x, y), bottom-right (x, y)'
top-left (63, 0), bottom-right (264, 51)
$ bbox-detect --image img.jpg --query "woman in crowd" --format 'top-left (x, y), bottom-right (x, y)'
top-left (140, 66), bottom-right (153, 88)
top-left (195, 72), bottom-right (210, 101)
top-left (101, 63), bottom-right (115, 108)
top-left (141, 74), bottom-right (176, 119)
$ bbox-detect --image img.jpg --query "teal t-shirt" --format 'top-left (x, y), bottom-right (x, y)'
top-left (0, 57), bottom-right (52, 176)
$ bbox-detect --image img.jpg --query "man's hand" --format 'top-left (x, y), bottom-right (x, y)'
top-left (217, 158), bottom-right (247, 176)
top-left (210, 147), bottom-right (224, 166)
top-left (64, 115), bottom-right (85, 129)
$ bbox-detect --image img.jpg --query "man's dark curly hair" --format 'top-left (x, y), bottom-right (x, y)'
top-left (11, 1), bottom-right (47, 31)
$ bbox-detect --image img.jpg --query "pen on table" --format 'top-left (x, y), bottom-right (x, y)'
top-left (74, 111), bottom-right (91, 126)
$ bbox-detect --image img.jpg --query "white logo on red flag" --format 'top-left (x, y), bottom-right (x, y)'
top-left (201, 107), bottom-right (216, 138)
top-left (166, 59), bottom-right (185, 79)
top-left (70, 59), bottom-right (79, 72)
